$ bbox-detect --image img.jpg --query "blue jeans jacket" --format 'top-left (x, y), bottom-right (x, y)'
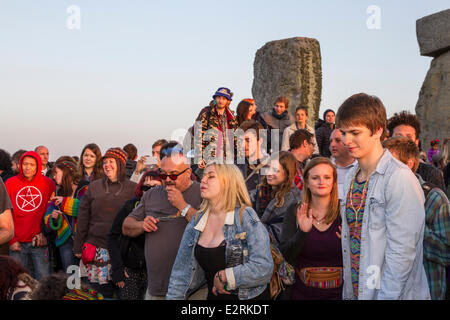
top-left (166, 206), bottom-right (273, 300)
top-left (340, 150), bottom-right (430, 300)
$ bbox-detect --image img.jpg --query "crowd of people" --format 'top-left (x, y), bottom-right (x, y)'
top-left (0, 87), bottom-right (449, 301)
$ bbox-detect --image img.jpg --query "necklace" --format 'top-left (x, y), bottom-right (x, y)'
top-left (347, 169), bottom-right (370, 226)
top-left (313, 215), bottom-right (326, 225)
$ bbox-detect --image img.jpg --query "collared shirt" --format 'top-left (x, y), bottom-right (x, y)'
top-left (417, 174), bottom-right (450, 300)
top-left (340, 149), bottom-right (430, 300)
top-left (332, 157), bottom-right (357, 199)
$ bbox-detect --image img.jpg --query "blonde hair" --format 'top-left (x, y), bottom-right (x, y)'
top-left (444, 139), bottom-right (450, 165)
top-left (301, 157), bottom-right (340, 225)
top-left (197, 163), bottom-right (252, 222)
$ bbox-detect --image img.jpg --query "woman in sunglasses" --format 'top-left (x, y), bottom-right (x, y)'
top-left (107, 169), bottom-right (161, 300)
top-left (167, 163), bottom-right (273, 300)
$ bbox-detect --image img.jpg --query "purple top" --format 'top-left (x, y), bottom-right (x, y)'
top-left (427, 148), bottom-right (439, 163)
top-left (291, 216), bottom-right (343, 300)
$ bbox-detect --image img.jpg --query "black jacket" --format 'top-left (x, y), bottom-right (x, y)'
top-left (315, 122), bottom-right (335, 157)
top-left (416, 161), bottom-right (445, 192)
top-left (279, 202), bottom-right (308, 267)
top-left (107, 198), bottom-right (146, 283)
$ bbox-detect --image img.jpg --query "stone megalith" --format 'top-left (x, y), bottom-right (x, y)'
top-left (415, 9), bottom-right (450, 152)
top-left (251, 37), bottom-right (322, 126)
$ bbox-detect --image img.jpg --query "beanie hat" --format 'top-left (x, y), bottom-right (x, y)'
top-left (213, 87), bottom-right (233, 101)
top-left (103, 147), bottom-right (127, 166)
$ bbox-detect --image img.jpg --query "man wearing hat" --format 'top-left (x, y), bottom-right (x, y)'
top-left (193, 87), bottom-right (238, 167)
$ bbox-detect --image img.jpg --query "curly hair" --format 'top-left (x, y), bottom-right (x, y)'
top-left (0, 149), bottom-right (12, 172)
top-left (0, 256), bottom-right (28, 300)
top-left (387, 110), bottom-right (421, 141)
top-left (30, 272), bottom-right (91, 300)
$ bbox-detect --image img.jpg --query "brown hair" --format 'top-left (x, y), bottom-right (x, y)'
top-left (301, 157), bottom-right (340, 225)
top-left (123, 143), bottom-right (138, 161)
top-left (239, 120), bottom-right (264, 140)
top-left (387, 111), bottom-right (421, 141)
top-left (260, 151), bottom-right (297, 208)
top-left (54, 160), bottom-right (79, 196)
top-left (152, 139), bottom-right (168, 150)
top-left (336, 93), bottom-right (387, 140)
top-left (79, 143), bottom-right (103, 181)
top-left (289, 129), bottom-right (314, 150)
top-left (382, 136), bottom-right (420, 172)
top-left (0, 256), bottom-right (29, 300)
top-left (236, 100), bottom-right (252, 126)
top-left (295, 106), bottom-right (309, 116)
top-left (275, 96), bottom-right (290, 110)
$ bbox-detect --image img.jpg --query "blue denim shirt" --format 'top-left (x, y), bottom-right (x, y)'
top-left (166, 206), bottom-right (273, 300)
top-left (340, 149), bottom-right (431, 300)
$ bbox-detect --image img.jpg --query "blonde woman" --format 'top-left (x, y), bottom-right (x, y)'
top-left (279, 157), bottom-right (342, 300)
top-left (166, 163), bottom-right (273, 300)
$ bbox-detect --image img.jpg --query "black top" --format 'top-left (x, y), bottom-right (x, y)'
top-left (195, 240), bottom-right (238, 300)
top-left (417, 161), bottom-right (445, 192)
top-left (107, 197), bottom-right (146, 283)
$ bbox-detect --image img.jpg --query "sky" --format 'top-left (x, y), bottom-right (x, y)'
top-left (1, 0), bottom-right (448, 161)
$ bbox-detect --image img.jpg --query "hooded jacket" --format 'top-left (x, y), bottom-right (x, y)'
top-left (5, 151), bottom-right (55, 245)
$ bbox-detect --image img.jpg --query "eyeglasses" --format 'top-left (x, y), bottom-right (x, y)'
top-left (159, 167), bottom-right (190, 181)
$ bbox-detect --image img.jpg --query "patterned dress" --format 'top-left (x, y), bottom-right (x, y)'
top-left (345, 177), bottom-right (368, 299)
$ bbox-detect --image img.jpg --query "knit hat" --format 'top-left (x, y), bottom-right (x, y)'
top-left (213, 87), bottom-right (233, 101)
top-left (103, 147), bottom-right (127, 166)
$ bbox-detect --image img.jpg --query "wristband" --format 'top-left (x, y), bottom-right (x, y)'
top-left (180, 204), bottom-right (191, 217)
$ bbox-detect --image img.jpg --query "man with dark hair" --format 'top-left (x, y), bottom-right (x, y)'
top-left (315, 109), bottom-right (336, 157)
top-left (236, 120), bottom-right (270, 210)
top-left (131, 139), bottom-right (168, 183)
top-left (0, 149), bottom-right (15, 182)
top-left (289, 129), bottom-right (314, 192)
top-left (5, 151), bottom-right (55, 280)
top-left (124, 143), bottom-right (138, 179)
top-left (387, 111), bottom-right (445, 191)
top-left (337, 93), bottom-right (429, 300)
top-left (382, 136), bottom-right (450, 300)
top-left (11, 149), bottom-right (26, 174)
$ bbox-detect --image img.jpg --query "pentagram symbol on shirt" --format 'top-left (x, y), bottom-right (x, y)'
top-left (16, 186), bottom-right (42, 212)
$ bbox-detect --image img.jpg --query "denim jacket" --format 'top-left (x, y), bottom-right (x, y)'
top-left (340, 149), bottom-right (430, 300)
top-left (166, 206), bottom-right (273, 300)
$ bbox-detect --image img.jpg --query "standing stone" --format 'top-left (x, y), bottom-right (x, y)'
top-left (415, 50), bottom-right (450, 151)
top-left (415, 10), bottom-right (450, 152)
top-left (252, 37), bottom-right (322, 126)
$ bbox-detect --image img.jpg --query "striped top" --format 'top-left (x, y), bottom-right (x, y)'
top-left (345, 178), bottom-right (368, 299)
top-left (43, 185), bottom-right (88, 247)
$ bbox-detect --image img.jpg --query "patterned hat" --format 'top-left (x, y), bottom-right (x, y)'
top-left (213, 87), bottom-right (233, 101)
top-left (103, 147), bottom-right (127, 166)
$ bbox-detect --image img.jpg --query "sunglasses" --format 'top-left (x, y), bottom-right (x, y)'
top-left (159, 167), bottom-right (190, 181)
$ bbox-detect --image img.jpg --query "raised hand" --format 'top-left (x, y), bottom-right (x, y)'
top-left (296, 203), bottom-right (313, 233)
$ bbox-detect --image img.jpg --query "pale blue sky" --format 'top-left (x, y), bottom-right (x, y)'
top-left (1, 0), bottom-right (448, 160)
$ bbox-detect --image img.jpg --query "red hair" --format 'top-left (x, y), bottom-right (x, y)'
top-left (134, 169), bottom-right (162, 198)
top-left (0, 256), bottom-right (28, 300)
top-left (243, 98), bottom-right (254, 104)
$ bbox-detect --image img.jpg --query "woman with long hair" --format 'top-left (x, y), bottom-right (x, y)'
top-left (167, 163), bottom-right (273, 300)
top-left (73, 147), bottom-right (136, 298)
top-left (281, 106), bottom-right (318, 154)
top-left (44, 160), bottom-right (89, 272)
top-left (78, 143), bottom-right (103, 182)
top-left (279, 157), bottom-right (343, 300)
top-left (258, 151), bottom-right (301, 246)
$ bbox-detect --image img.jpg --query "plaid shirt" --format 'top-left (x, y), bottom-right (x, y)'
top-left (419, 175), bottom-right (450, 300)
